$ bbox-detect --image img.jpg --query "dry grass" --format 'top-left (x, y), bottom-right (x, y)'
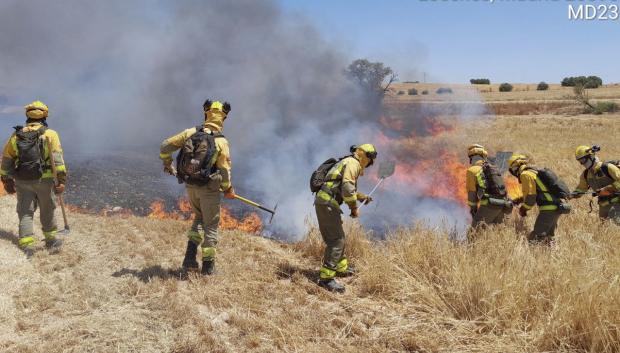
top-left (389, 83), bottom-right (620, 108)
top-left (2, 113), bottom-right (620, 352)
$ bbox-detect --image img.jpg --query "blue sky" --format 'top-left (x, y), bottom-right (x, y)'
top-left (279, 0), bottom-right (619, 84)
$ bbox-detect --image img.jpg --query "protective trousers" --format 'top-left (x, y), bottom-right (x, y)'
top-left (472, 204), bottom-right (505, 227)
top-left (14, 178), bottom-right (58, 248)
top-left (528, 210), bottom-right (562, 244)
top-left (186, 178), bottom-right (221, 260)
top-left (315, 203), bottom-right (348, 280)
top-left (599, 203), bottom-right (620, 225)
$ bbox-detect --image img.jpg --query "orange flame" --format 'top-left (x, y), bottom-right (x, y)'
top-left (146, 198), bottom-right (263, 233)
top-left (0, 187), bottom-right (6, 197)
top-left (505, 176), bottom-right (523, 200)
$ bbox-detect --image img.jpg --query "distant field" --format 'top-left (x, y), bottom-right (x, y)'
top-left (389, 82), bottom-right (620, 103)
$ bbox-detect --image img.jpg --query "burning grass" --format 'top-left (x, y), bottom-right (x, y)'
top-left (2, 113), bottom-right (620, 352)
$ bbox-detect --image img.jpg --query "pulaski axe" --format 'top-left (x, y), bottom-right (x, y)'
top-left (234, 195), bottom-right (278, 224)
top-left (359, 160), bottom-right (396, 209)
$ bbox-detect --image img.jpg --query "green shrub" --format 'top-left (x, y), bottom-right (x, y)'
top-left (408, 88), bottom-right (418, 95)
top-left (562, 76), bottom-right (602, 88)
top-left (397, 90), bottom-right (405, 95)
top-left (593, 101), bottom-right (619, 115)
top-left (537, 82), bottom-right (549, 91)
top-left (499, 83), bottom-right (513, 92)
top-left (421, 90), bottom-right (429, 95)
top-left (470, 78), bottom-right (490, 84)
top-left (436, 87), bottom-right (453, 94)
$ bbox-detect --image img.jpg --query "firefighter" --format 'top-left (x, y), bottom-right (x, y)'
top-left (159, 100), bottom-right (235, 275)
top-left (466, 144), bottom-right (507, 230)
top-left (1, 101), bottom-right (66, 255)
top-left (572, 145), bottom-right (620, 224)
top-left (508, 154), bottom-right (566, 244)
top-left (314, 144), bottom-right (376, 293)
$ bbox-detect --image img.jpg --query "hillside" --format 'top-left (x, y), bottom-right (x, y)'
top-left (2, 114), bottom-right (620, 352)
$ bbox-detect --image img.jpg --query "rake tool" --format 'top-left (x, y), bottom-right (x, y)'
top-left (46, 137), bottom-right (70, 234)
top-left (359, 160), bottom-right (396, 209)
top-left (234, 195), bottom-right (278, 224)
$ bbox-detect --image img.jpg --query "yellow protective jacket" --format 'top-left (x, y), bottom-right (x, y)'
top-left (1, 122), bottom-right (66, 180)
top-left (315, 156), bottom-right (363, 210)
top-left (574, 161), bottom-right (620, 205)
top-left (159, 124), bottom-right (232, 191)
top-left (465, 159), bottom-right (486, 207)
top-left (518, 166), bottom-right (558, 211)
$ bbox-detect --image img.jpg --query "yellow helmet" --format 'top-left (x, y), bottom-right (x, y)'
top-left (24, 100), bottom-right (49, 120)
top-left (467, 144), bottom-right (488, 159)
top-left (508, 153), bottom-right (527, 169)
top-left (575, 145), bottom-right (595, 160)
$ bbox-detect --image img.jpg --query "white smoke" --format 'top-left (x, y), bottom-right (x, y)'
top-left (0, 0), bottom-right (486, 240)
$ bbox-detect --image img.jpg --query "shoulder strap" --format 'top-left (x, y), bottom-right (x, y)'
top-left (13, 125), bottom-right (23, 132)
top-left (600, 162), bottom-right (612, 179)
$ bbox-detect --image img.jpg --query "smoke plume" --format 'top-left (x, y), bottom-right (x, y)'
top-left (0, 0), bottom-right (484, 240)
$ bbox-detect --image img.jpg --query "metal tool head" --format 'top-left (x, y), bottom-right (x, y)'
top-left (494, 151), bottom-right (513, 174)
top-left (269, 203), bottom-right (278, 224)
top-left (377, 160), bottom-right (396, 179)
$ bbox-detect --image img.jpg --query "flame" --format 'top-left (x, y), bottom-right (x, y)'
top-left (146, 198), bottom-right (262, 233)
top-left (0, 187), bottom-right (6, 196)
top-left (505, 176), bottom-right (523, 200)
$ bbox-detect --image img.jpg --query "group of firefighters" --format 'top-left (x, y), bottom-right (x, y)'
top-left (466, 143), bottom-right (620, 244)
top-left (1, 100), bottom-right (619, 293)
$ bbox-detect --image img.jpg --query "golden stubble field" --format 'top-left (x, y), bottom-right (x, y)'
top-left (1, 110), bottom-right (620, 352)
top-left (389, 82), bottom-right (620, 103)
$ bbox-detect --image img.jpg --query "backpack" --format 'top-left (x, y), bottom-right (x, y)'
top-left (176, 126), bottom-right (223, 185)
top-left (13, 125), bottom-right (48, 180)
top-left (600, 160), bottom-right (620, 179)
top-left (481, 162), bottom-right (507, 198)
top-left (534, 167), bottom-right (571, 199)
top-left (309, 157), bottom-right (347, 193)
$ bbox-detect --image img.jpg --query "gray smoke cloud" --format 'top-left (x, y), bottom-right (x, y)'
top-left (0, 0), bottom-right (484, 240)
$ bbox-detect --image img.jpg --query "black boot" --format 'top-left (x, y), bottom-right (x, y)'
top-left (318, 279), bottom-right (345, 293)
top-left (45, 238), bottom-right (63, 249)
top-left (182, 241), bottom-right (199, 271)
top-left (201, 259), bottom-right (215, 276)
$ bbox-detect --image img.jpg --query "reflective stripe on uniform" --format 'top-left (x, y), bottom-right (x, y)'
top-left (476, 170), bottom-right (486, 189)
top-left (522, 203), bottom-right (533, 210)
top-left (43, 229), bottom-right (58, 240)
top-left (187, 230), bottom-right (203, 244)
top-left (320, 266), bottom-right (336, 280)
top-left (18, 236), bottom-right (35, 248)
top-left (539, 205), bottom-right (558, 211)
top-left (534, 178), bottom-right (553, 202)
top-left (201, 246), bottom-right (216, 260)
top-left (317, 190), bottom-right (340, 208)
top-left (468, 200), bottom-right (477, 207)
top-left (336, 258), bottom-right (348, 273)
top-left (479, 199), bottom-right (489, 206)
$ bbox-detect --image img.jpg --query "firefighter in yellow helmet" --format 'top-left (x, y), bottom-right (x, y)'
top-left (159, 100), bottom-right (235, 275)
top-left (572, 145), bottom-right (620, 224)
top-left (314, 143), bottom-right (376, 293)
top-left (465, 144), bottom-right (509, 232)
top-left (508, 154), bottom-right (568, 244)
top-left (1, 101), bottom-right (67, 255)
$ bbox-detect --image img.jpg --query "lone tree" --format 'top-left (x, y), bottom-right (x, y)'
top-left (345, 59), bottom-right (397, 98)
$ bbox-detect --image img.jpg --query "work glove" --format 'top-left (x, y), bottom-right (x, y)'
top-left (163, 164), bottom-right (177, 176)
top-left (349, 206), bottom-right (359, 219)
top-left (222, 101), bottom-right (231, 114)
top-left (597, 187), bottom-right (613, 197)
top-left (356, 192), bottom-right (373, 205)
top-left (57, 172), bottom-right (67, 186)
top-left (518, 206), bottom-right (528, 218)
top-left (54, 183), bottom-right (65, 195)
top-left (1, 176), bottom-right (16, 194)
top-left (223, 186), bottom-right (236, 200)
